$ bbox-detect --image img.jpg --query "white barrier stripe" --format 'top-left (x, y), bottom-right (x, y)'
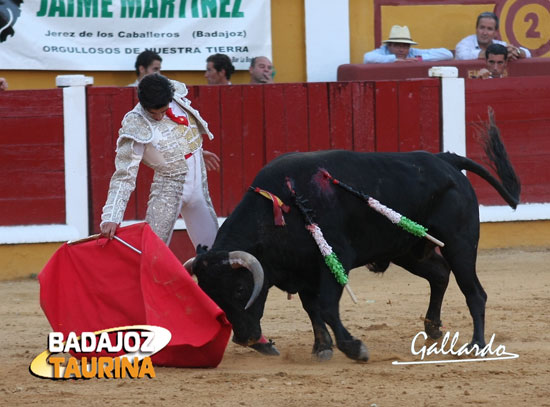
top-left (479, 203), bottom-right (550, 222)
top-left (1, 205), bottom-right (548, 245)
top-left (439, 75), bottom-right (466, 157)
top-left (62, 81), bottom-right (90, 239)
top-left (0, 225), bottom-right (80, 244)
top-left (121, 217), bottom-right (227, 231)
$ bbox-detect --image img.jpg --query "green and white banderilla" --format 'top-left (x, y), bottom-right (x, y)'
top-left (319, 169), bottom-right (444, 248)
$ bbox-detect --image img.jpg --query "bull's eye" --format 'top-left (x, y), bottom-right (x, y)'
top-left (233, 285), bottom-right (247, 302)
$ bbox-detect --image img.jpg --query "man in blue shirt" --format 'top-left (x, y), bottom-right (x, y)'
top-left (363, 25), bottom-right (453, 64)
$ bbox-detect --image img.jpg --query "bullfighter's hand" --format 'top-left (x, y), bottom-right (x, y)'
top-left (0, 77), bottom-right (8, 91)
top-left (203, 150), bottom-right (221, 171)
top-left (100, 222), bottom-right (118, 239)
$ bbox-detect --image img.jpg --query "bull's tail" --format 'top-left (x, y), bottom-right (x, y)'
top-left (437, 108), bottom-right (521, 209)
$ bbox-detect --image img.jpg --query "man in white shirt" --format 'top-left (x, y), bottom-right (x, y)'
top-left (128, 50), bottom-right (162, 87)
top-left (455, 12), bottom-right (531, 60)
top-left (204, 53), bottom-right (235, 85)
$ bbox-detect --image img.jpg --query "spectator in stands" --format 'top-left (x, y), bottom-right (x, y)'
top-left (0, 77), bottom-right (7, 90)
top-left (474, 43), bottom-right (509, 79)
top-left (205, 54), bottom-right (235, 85)
top-left (363, 25), bottom-right (453, 64)
top-left (455, 12), bottom-right (530, 61)
top-left (129, 50), bottom-right (162, 86)
top-left (101, 73), bottom-right (220, 247)
top-left (249, 56), bottom-right (274, 83)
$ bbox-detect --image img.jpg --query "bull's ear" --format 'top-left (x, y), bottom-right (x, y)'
top-left (196, 244), bottom-right (209, 254)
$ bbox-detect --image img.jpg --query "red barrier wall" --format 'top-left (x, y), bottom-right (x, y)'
top-left (85, 81), bottom-right (441, 259)
top-left (1, 78), bottom-right (547, 260)
top-left (0, 89), bottom-right (65, 225)
top-left (87, 81), bottom-right (441, 231)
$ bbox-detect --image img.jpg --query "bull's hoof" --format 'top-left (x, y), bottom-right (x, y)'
top-left (339, 339), bottom-right (369, 362)
top-left (467, 339), bottom-right (486, 351)
top-left (313, 349), bottom-right (333, 361)
top-left (424, 318), bottom-right (443, 340)
top-left (250, 340), bottom-right (280, 356)
top-left (366, 261), bottom-right (390, 272)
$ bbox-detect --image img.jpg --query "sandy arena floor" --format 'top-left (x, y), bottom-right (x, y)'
top-left (1, 248), bottom-right (549, 406)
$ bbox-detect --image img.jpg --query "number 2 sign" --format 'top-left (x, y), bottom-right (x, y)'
top-left (496, 0), bottom-right (550, 56)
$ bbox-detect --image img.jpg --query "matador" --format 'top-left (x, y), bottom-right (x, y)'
top-left (100, 74), bottom-right (219, 247)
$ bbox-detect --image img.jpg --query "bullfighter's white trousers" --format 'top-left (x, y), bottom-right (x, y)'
top-left (146, 149), bottom-right (219, 248)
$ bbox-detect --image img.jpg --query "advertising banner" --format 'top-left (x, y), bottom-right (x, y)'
top-left (0, 0), bottom-right (271, 71)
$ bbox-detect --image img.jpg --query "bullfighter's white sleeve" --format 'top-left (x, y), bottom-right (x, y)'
top-left (100, 138), bottom-right (144, 226)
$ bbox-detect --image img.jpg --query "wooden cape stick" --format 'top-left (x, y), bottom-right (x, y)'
top-left (67, 233), bottom-right (142, 254)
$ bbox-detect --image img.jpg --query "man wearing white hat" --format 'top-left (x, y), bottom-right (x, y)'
top-left (363, 25), bottom-right (453, 64)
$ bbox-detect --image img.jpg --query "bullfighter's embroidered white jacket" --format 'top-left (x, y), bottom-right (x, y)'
top-left (100, 80), bottom-right (217, 243)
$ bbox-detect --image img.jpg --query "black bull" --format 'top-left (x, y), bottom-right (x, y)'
top-left (186, 124), bottom-right (520, 362)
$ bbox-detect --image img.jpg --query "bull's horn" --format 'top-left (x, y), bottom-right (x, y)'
top-left (183, 257), bottom-right (195, 275)
top-left (228, 251), bottom-right (264, 310)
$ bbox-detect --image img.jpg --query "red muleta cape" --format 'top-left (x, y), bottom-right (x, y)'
top-left (38, 223), bottom-right (231, 368)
